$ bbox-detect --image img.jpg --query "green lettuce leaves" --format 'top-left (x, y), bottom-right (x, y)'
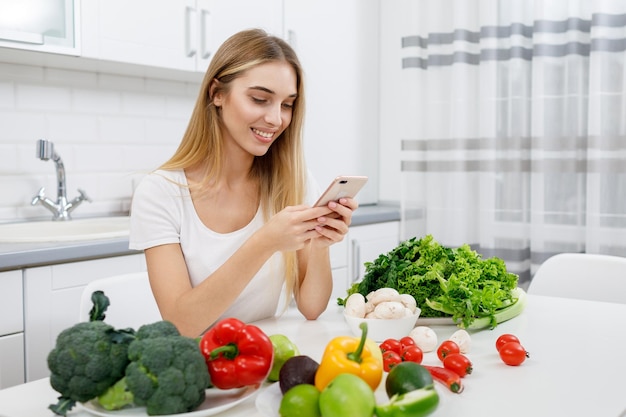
top-left (338, 235), bottom-right (519, 329)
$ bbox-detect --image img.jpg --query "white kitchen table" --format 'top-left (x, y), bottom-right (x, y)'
top-left (1, 294), bottom-right (625, 417)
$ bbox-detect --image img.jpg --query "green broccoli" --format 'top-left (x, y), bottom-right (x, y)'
top-left (47, 291), bottom-right (135, 416)
top-left (97, 321), bottom-right (211, 416)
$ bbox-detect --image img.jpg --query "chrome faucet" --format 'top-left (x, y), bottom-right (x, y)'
top-left (31, 139), bottom-right (91, 220)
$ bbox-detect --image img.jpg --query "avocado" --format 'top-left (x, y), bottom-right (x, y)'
top-left (278, 355), bottom-right (320, 394)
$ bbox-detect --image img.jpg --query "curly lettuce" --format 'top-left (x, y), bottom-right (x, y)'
top-left (338, 235), bottom-right (519, 328)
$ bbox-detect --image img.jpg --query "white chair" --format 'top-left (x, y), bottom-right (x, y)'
top-left (79, 271), bottom-right (162, 329)
top-left (528, 253), bottom-right (626, 304)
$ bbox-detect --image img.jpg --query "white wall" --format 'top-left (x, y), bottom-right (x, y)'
top-left (0, 62), bottom-right (197, 222)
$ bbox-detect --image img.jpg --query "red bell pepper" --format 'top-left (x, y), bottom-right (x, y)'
top-left (199, 317), bottom-right (274, 389)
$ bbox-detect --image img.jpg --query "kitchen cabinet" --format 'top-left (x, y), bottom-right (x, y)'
top-left (80, 0), bottom-right (283, 73)
top-left (0, 0), bottom-right (78, 55)
top-left (0, 270), bottom-right (24, 389)
top-left (283, 0), bottom-right (380, 205)
top-left (347, 221), bottom-right (401, 286)
top-left (23, 253), bottom-right (146, 382)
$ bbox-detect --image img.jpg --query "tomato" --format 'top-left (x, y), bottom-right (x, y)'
top-left (499, 342), bottom-right (529, 366)
top-left (443, 353), bottom-right (473, 377)
top-left (437, 340), bottom-right (460, 362)
top-left (495, 334), bottom-right (520, 352)
top-left (380, 339), bottom-right (403, 355)
top-left (399, 336), bottom-right (416, 348)
top-left (401, 345), bottom-right (423, 364)
top-left (383, 350), bottom-right (403, 372)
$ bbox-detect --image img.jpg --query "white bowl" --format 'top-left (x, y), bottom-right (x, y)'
top-left (343, 309), bottom-right (421, 342)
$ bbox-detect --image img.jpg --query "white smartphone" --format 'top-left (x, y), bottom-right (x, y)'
top-left (314, 175), bottom-right (368, 207)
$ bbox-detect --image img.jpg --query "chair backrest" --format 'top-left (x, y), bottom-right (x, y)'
top-left (79, 271), bottom-right (162, 329)
top-left (528, 253), bottom-right (626, 304)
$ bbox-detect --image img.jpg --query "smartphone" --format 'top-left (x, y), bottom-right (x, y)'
top-left (314, 175), bottom-right (368, 207)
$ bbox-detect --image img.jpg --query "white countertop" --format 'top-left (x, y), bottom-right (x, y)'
top-left (1, 294), bottom-right (625, 417)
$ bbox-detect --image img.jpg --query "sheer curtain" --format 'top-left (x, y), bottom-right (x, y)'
top-left (399, 0), bottom-right (626, 286)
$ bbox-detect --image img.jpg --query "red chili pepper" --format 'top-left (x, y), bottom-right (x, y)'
top-left (382, 350), bottom-right (403, 372)
top-left (199, 317), bottom-right (274, 389)
top-left (424, 365), bottom-right (464, 393)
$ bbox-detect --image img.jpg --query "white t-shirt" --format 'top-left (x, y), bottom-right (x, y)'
top-left (129, 169), bottom-right (320, 324)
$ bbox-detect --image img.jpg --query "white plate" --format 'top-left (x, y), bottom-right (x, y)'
top-left (415, 316), bottom-right (456, 326)
top-left (78, 385), bottom-right (259, 417)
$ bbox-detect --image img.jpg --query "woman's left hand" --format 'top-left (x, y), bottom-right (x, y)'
top-left (311, 197), bottom-right (357, 247)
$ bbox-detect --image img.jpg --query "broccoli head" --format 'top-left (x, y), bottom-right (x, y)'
top-left (47, 320), bottom-right (135, 415)
top-left (124, 329), bottom-right (211, 416)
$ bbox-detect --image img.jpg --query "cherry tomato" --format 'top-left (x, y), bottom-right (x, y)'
top-left (380, 338), bottom-right (403, 355)
top-left (383, 350), bottom-right (403, 372)
top-left (437, 340), bottom-right (460, 362)
top-left (401, 345), bottom-right (424, 364)
top-left (495, 334), bottom-right (521, 352)
top-left (499, 341), bottom-right (529, 366)
top-left (443, 353), bottom-right (473, 377)
top-left (399, 336), bottom-right (416, 348)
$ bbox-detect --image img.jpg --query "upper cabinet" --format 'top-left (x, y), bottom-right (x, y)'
top-left (0, 0), bottom-right (78, 55)
top-left (79, 0), bottom-right (283, 73)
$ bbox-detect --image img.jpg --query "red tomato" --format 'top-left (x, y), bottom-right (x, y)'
top-left (437, 340), bottom-right (460, 362)
top-left (499, 342), bottom-right (529, 366)
top-left (399, 336), bottom-right (416, 348)
top-left (401, 345), bottom-right (424, 364)
top-left (380, 338), bottom-right (403, 355)
top-left (443, 353), bottom-right (473, 377)
top-left (495, 334), bottom-right (521, 352)
top-left (383, 350), bottom-right (403, 372)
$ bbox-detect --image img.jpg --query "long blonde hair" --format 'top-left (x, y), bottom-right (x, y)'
top-left (161, 29), bottom-right (307, 306)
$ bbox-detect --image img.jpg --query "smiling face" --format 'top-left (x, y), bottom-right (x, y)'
top-left (212, 61), bottom-right (298, 159)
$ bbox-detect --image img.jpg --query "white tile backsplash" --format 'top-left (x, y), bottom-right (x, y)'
top-left (0, 61), bottom-right (198, 223)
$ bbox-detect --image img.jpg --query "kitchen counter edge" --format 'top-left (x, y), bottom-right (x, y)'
top-left (0, 203), bottom-right (400, 271)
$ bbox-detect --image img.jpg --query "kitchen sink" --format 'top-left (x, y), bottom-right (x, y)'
top-left (0, 216), bottom-right (130, 243)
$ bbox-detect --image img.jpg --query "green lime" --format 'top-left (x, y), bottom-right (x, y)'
top-left (279, 384), bottom-right (321, 417)
top-left (375, 387), bottom-right (439, 417)
top-left (385, 362), bottom-right (434, 398)
top-left (319, 374), bottom-right (375, 417)
top-left (269, 334), bottom-right (300, 382)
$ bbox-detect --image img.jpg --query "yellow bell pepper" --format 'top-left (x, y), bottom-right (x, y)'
top-left (314, 322), bottom-right (383, 391)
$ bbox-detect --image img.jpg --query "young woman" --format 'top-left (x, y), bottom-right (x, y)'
top-left (129, 29), bottom-right (358, 337)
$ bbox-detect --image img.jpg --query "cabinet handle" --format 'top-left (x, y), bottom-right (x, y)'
top-left (199, 8), bottom-right (211, 60)
top-left (184, 6), bottom-right (197, 58)
top-left (351, 239), bottom-right (361, 283)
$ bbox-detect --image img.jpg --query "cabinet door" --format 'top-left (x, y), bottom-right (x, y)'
top-left (23, 254), bottom-right (146, 381)
top-left (283, 0), bottom-right (380, 205)
top-left (195, 0), bottom-right (283, 70)
top-left (0, 270), bottom-right (23, 335)
top-left (0, 333), bottom-right (25, 389)
top-left (347, 222), bottom-right (400, 285)
top-left (80, 0), bottom-right (195, 71)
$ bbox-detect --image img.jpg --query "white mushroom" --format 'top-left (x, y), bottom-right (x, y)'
top-left (367, 288), bottom-right (402, 305)
top-left (364, 300), bottom-right (376, 315)
top-left (449, 329), bottom-right (472, 353)
top-left (409, 326), bottom-right (438, 352)
top-left (399, 293), bottom-right (418, 313)
top-left (344, 293), bottom-right (366, 318)
top-left (373, 301), bottom-right (406, 319)
top-left (365, 311), bottom-right (378, 319)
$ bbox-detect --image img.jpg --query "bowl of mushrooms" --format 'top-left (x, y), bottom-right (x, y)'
top-left (343, 288), bottom-right (421, 342)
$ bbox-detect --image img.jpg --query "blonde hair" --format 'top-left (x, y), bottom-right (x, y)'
top-left (160, 29), bottom-right (307, 307)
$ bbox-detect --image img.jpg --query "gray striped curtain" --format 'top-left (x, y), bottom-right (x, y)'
top-left (398, 0), bottom-right (626, 287)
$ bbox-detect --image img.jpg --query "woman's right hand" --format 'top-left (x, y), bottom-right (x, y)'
top-left (260, 205), bottom-right (332, 252)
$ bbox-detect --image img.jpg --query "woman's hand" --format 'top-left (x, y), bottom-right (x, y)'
top-left (310, 197), bottom-right (357, 248)
top-left (260, 205), bottom-right (333, 253)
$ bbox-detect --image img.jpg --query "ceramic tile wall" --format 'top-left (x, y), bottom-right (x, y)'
top-left (0, 62), bottom-right (199, 223)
